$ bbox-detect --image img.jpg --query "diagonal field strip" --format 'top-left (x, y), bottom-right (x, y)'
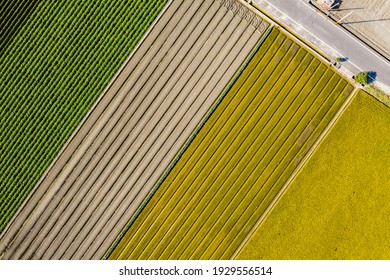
top-left (0, 0), bottom-right (174, 243)
top-left (102, 24), bottom-right (274, 260)
top-left (231, 86), bottom-right (358, 259)
top-left (0, 0), bottom-right (171, 235)
top-left (234, 90), bottom-right (390, 259)
top-left (0, 0), bottom-right (268, 260)
top-left (109, 27), bottom-right (355, 260)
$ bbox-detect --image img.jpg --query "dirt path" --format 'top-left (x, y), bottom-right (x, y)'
top-left (324, 0), bottom-right (390, 58)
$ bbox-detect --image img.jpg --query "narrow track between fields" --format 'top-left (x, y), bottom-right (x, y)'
top-left (109, 27), bottom-right (354, 260)
top-left (0, 0), bottom-right (268, 259)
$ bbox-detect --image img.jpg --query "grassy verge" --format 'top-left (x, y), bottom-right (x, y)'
top-left (364, 84), bottom-right (390, 108)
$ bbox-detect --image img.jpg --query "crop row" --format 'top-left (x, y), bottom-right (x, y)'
top-left (110, 28), bottom-right (354, 260)
top-left (0, 0), bottom-right (269, 260)
top-left (0, 0), bottom-right (168, 232)
top-left (237, 91), bottom-right (389, 259)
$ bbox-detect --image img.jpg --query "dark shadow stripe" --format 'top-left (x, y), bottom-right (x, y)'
top-left (0, 0), bottom-right (42, 58)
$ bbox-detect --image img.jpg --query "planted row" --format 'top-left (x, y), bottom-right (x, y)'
top-left (0, 0), bottom-right (168, 232)
top-left (110, 28), bottom-right (354, 260)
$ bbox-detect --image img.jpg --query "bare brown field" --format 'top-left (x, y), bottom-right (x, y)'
top-left (0, 0), bottom-right (268, 260)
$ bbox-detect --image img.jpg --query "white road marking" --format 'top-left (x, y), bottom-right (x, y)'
top-left (256, 0), bottom-right (366, 71)
top-left (256, 1), bottom-right (339, 53)
top-left (297, 0), bottom-right (390, 66)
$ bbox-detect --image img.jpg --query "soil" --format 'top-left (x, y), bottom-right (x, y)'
top-left (329, 0), bottom-right (390, 58)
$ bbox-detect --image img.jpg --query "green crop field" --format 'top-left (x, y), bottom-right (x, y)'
top-left (0, 0), bottom-right (167, 233)
top-left (237, 91), bottom-right (390, 259)
top-left (109, 28), bottom-right (355, 260)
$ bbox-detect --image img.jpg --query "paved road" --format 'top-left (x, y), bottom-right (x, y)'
top-left (252, 0), bottom-right (390, 88)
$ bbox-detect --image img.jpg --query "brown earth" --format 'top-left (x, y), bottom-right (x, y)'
top-left (0, 0), bottom-right (268, 260)
top-left (329, 0), bottom-right (390, 58)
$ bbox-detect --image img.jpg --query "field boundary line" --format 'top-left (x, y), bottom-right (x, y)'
top-left (308, 0), bottom-right (390, 62)
top-left (102, 25), bottom-right (274, 260)
top-left (131, 21), bottom-right (265, 258)
top-left (158, 32), bottom-right (292, 260)
top-left (122, 27), bottom-right (278, 260)
top-left (0, 0), bottom-right (173, 244)
top-left (241, 0), bottom-right (359, 96)
top-left (238, 0), bottom-right (331, 65)
top-left (231, 86), bottom-right (358, 259)
top-left (94, 5), bottom-right (250, 259)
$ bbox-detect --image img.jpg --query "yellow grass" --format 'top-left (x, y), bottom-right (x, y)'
top-left (237, 91), bottom-right (390, 259)
top-left (109, 28), bottom-right (354, 260)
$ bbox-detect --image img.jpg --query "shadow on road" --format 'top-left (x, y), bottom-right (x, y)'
top-left (343, 18), bottom-right (390, 24)
top-left (331, 7), bottom-right (364, 12)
